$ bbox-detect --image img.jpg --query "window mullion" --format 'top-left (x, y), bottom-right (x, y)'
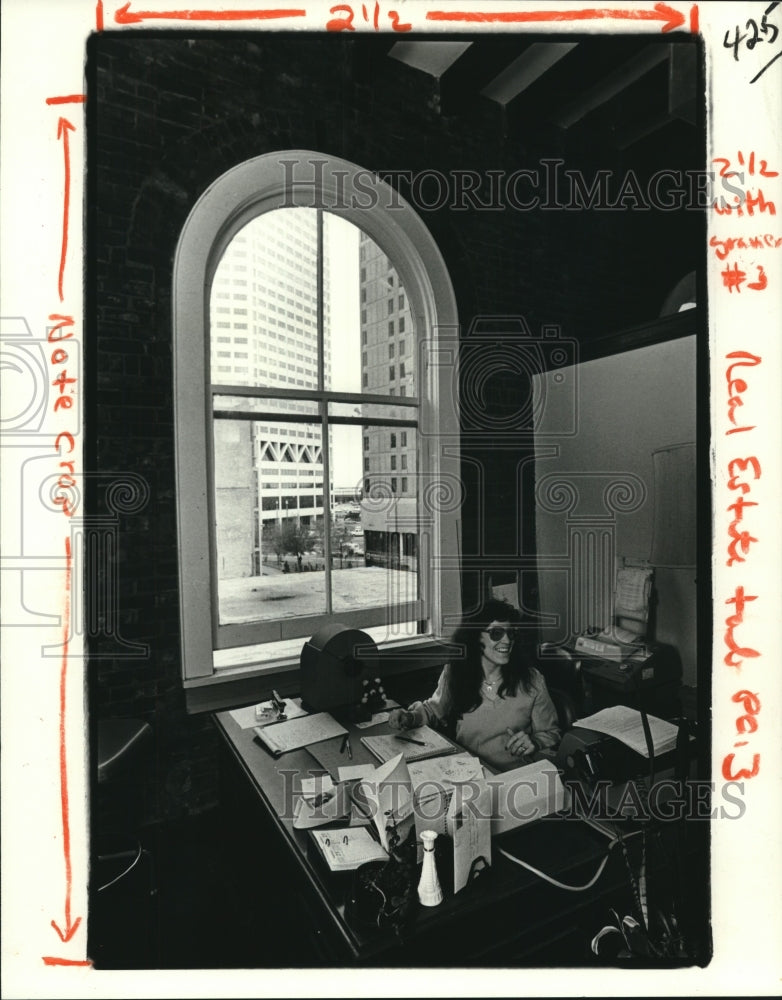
top-left (317, 209), bottom-right (334, 614)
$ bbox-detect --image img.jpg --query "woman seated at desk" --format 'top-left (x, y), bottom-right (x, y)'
top-left (389, 598), bottom-right (561, 772)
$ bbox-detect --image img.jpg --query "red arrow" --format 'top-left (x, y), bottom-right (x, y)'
top-left (46, 95), bottom-right (86, 106)
top-left (115, 2), bottom-right (306, 23)
top-left (56, 118), bottom-right (76, 304)
top-left (42, 956), bottom-right (92, 966)
top-left (49, 537), bottom-right (83, 946)
top-left (427, 2), bottom-right (689, 33)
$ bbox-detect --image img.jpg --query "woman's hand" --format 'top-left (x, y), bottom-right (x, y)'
top-left (505, 727), bottom-right (536, 757)
top-left (388, 708), bottom-right (416, 731)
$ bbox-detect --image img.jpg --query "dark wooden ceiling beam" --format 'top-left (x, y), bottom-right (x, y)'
top-left (387, 39), bottom-right (473, 78)
top-left (437, 37), bottom-right (533, 115)
top-left (615, 110), bottom-right (676, 150)
top-left (552, 43), bottom-right (672, 128)
top-left (481, 41), bottom-right (580, 105)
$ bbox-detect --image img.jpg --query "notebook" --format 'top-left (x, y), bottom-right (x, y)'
top-left (253, 712), bottom-right (347, 757)
top-left (360, 726), bottom-right (458, 764)
top-left (309, 827), bottom-right (388, 872)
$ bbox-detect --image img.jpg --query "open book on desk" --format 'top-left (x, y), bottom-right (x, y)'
top-left (309, 827), bottom-right (388, 872)
top-left (574, 705), bottom-right (680, 757)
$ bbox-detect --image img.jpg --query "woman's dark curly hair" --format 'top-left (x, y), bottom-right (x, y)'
top-left (447, 598), bottom-right (535, 717)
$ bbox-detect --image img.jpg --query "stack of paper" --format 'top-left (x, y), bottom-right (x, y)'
top-left (574, 705), bottom-right (679, 757)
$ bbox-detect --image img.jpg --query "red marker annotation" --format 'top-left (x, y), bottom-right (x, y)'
top-left (114, 2), bottom-right (306, 23)
top-left (425, 3), bottom-right (693, 34)
top-left (722, 690), bottom-right (761, 781)
top-left (44, 107), bottom-right (84, 965)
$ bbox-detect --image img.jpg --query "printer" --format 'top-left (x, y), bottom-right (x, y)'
top-left (571, 561), bottom-right (682, 716)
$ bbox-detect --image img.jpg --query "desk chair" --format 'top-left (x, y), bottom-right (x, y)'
top-left (91, 717), bottom-right (159, 967)
top-left (536, 642), bottom-right (585, 720)
top-left (94, 718), bottom-right (156, 895)
top-left (547, 685), bottom-right (578, 734)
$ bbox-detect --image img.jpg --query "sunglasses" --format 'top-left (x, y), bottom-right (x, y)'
top-left (484, 627), bottom-right (517, 642)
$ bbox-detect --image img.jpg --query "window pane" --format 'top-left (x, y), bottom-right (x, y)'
top-left (362, 483), bottom-right (420, 603)
top-left (210, 207), bottom-right (318, 389)
top-left (329, 424), bottom-right (416, 612)
top-left (214, 418), bottom-right (328, 625)
top-left (324, 213), bottom-right (361, 394)
top-left (325, 217), bottom-right (416, 397)
top-left (329, 400), bottom-right (416, 420)
top-left (214, 394), bottom-right (319, 419)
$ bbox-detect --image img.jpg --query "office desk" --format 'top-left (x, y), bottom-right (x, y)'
top-left (212, 708), bottom-right (671, 967)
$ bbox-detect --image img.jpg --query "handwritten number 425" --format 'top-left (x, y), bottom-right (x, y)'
top-left (724, 3), bottom-right (779, 60)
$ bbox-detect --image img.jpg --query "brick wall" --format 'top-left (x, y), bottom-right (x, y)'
top-left (88, 32), bottom-right (702, 825)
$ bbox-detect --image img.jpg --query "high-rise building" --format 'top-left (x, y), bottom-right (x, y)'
top-left (210, 208), bottom-right (330, 577)
top-left (358, 232), bottom-right (418, 570)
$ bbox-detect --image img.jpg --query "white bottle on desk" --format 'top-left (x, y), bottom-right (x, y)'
top-left (417, 829), bottom-right (443, 907)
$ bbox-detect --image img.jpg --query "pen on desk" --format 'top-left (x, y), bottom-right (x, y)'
top-left (340, 733), bottom-right (353, 759)
top-left (395, 735), bottom-right (426, 746)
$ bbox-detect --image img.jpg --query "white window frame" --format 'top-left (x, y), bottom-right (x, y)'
top-left (173, 151), bottom-right (461, 698)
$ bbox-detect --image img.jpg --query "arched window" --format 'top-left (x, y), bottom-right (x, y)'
top-left (174, 152), bottom-right (460, 704)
